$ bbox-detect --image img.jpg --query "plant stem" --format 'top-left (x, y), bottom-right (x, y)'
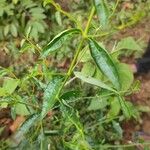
top-left (56, 6), bottom-right (95, 97)
top-left (23, 35), bottom-right (42, 54)
top-left (84, 7), bottom-right (95, 36)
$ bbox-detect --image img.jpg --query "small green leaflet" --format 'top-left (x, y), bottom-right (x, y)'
top-left (88, 38), bottom-right (120, 90)
top-left (41, 77), bottom-right (63, 119)
top-left (74, 71), bottom-right (116, 93)
top-left (41, 28), bottom-right (81, 58)
top-left (94, 0), bottom-right (109, 27)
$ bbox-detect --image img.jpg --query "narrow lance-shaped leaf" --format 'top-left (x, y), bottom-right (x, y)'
top-left (41, 28), bottom-right (81, 58)
top-left (94, 0), bottom-right (109, 27)
top-left (41, 77), bottom-right (63, 119)
top-left (74, 71), bottom-right (116, 93)
top-left (15, 114), bottom-right (39, 140)
top-left (88, 38), bottom-right (120, 90)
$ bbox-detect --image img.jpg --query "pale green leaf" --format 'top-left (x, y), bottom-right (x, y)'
top-left (94, 0), bottom-right (109, 27)
top-left (15, 103), bottom-right (30, 116)
top-left (116, 63), bottom-right (134, 91)
top-left (81, 62), bottom-right (95, 77)
top-left (74, 71), bottom-right (116, 92)
top-left (116, 37), bottom-right (142, 51)
top-left (3, 78), bottom-right (20, 94)
top-left (88, 98), bottom-right (108, 111)
top-left (10, 24), bottom-right (17, 37)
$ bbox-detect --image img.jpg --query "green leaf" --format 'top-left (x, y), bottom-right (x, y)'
top-left (81, 62), bottom-right (95, 77)
top-left (55, 11), bottom-right (62, 26)
top-left (118, 96), bottom-right (131, 119)
top-left (0, 88), bottom-right (6, 97)
top-left (94, 0), bottom-right (109, 27)
top-left (41, 77), bottom-right (63, 119)
top-left (3, 78), bottom-right (20, 94)
top-left (74, 72), bottom-right (116, 92)
top-left (14, 99), bottom-right (30, 116)
top-left (41, 28), bottom-right (81, 58)
top-left (88, 98), bottom-right (108, 111)
top-left (107, 97), bottom-right (121, 119)
top-left (13, 0), bottom-right (18, 4)
top-left (112, 121), bottom-right (123, 138)
top-left (88, 38), bottom-right (120, 90)
top-left (15, 114), bottom-right (39, 139)
top-left (61, 90), bottom-right (81, 102)
top-left (14, 103), bottom-right (30, 116)
top-left (10, 24), bottom-right (17, 37)
top-left (116, 63), bottom-right (134, 91)
top-left (115, 37), bottom-right (142, 51)
top-left (43, 0), bottom-right (52, 7)
top-left (4, 25), bottom-right (9, 36)
top-left (61, 103), bottom-right (83, 136)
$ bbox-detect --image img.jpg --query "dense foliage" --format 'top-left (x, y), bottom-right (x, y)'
top-left (0, 0), bottom-right (150, 149)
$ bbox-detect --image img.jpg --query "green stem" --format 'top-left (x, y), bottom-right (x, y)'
top-left (56, 7), bottom-right (95, 97)
top-left (84, 7), bottom-right (95, 36)
top-left (23, 35), bottom-right (42, 54)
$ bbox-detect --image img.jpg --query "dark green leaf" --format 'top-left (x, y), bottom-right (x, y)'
top-left (88, 38), bottom-right (120, 90)
top-left (41, 28), bottom-right (81, 58)
top-left (41, 77), bottom-right (63, 119)
top-left (61, 90), bottom-right (81, 102)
